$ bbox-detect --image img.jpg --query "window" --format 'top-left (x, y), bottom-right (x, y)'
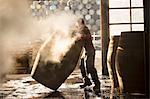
top-left (109, 0), bottom-right (144, 36)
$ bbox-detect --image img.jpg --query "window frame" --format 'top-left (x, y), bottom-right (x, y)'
top-left (108, 0), bottom-right (144, 32)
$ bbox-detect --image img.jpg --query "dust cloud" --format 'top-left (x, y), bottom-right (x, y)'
top-left (0, 0), bottom-right (78, 81)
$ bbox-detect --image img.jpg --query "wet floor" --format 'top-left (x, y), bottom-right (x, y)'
top-left (0, 70), bottom-right (147, 99)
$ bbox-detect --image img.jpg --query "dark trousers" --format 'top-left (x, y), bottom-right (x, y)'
top-left (80, 54), bottom-right (100, 85)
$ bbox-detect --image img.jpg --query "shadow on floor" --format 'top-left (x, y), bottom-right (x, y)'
top-left (44, 91), bottom-right (65, 99)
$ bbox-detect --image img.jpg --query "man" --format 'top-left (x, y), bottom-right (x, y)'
top-left (75, 18), bottom-right (101, 94)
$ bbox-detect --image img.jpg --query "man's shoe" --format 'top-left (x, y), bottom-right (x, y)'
top-left (80, 77), bottom-right (92, 88)
top-left (80, 82), bottom-right (92, 88)
top-left (93, 83), bottom-right (101, 94)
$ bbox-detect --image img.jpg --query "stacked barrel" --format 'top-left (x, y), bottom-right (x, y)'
top-left (107, 31), bottom-right (146, 96)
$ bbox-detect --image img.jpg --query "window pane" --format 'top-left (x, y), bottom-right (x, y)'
top-left (131, 0), bottom-right (143, 7)
top-left (131, 8), bottom-right (144, 23)
top-left (109, 9), bottom-right (130, 23)
top-left (132, 24), bottom-right (144, 31)
top-left (109, 0), bottom-right (130, 8)
top-left (109, 24), bottom-right (130, 36)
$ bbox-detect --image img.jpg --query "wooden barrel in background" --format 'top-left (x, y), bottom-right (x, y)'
top-left (107, 36), bottom-right (120, 89)
top-left (115, 31), bottom-right (146, 94)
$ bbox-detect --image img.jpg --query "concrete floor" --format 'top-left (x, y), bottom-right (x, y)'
top-left (0, 71), bottom-right (112, 99)
top-left (0, 51), bottom-right (146, 99)
top-left (0, 71), bottom-right (146, 99)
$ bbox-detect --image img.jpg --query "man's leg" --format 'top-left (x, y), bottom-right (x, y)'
top-left (80, 58), bottom-right (86, 78)
top-left (80, 58), bottom-right (92, 88)
top-left (86, 55), bottom-right (101, 93)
